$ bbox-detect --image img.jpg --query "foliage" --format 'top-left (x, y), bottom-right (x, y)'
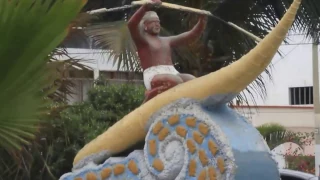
top-left (257, 123), bottom-right (314, 151)
top-left (0, 0), bottom-right (86, 151)
top-left (257, 123), bottom-right (315, 174)
top-left (0, 83), bottom-right (144, 180)
top-left (85, 21), bottom-right (142, 72)
top-left (48, 48), bottom-right (93, 102)
top-left (257, 123), bottom-right (287, 137)
top-left (286, 155), bottom-right (315, 174)
top-left (89, 82), bottom-right (145, 124)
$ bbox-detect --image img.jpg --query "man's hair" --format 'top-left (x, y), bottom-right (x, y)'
top-left (142, 11), bottom-right (159, 21)
top-left (139, 11), bottom-right (160, 34)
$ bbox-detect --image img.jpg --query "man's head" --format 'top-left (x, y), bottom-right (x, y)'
top-left (141, 11), bottom-right (161, 35)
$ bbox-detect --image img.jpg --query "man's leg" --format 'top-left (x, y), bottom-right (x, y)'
top-left (143, 74), bottom-right (183, 103)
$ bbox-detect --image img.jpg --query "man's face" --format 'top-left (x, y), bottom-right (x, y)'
top-left (144, 18), bottom-right (161, 35)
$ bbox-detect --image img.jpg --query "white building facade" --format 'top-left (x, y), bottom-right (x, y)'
top-left (233, 34), bottom-right (319, 157)
top-left (239, 34), bottom-right (317, 106)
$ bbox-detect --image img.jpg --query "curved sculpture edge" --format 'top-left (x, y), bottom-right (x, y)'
top-left (60, 97), bottom-right (239, 180)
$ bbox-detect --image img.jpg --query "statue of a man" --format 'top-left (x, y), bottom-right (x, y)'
top-left (128, 0), bottom-right (207, 102)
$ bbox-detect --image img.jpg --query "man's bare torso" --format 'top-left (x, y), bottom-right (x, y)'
top-left (137, 35), bottom-right (173, 70)
top-left (127, 4), bottom-right (205, 71)
top-left (127, 1), bottom-right (206, 102)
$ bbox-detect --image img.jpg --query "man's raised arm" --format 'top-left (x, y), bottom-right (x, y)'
top-left (127, 5), bottom-right (149, 42)
top-left (128, 5), bottom-right (149, 29)
top-left (169, 16), bottom-right (207, 47)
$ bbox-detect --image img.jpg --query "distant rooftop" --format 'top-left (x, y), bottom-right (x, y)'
top-left (54, 48), bottom-right (132, 72)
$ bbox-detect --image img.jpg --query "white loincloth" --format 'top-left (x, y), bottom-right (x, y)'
top-left (143, 65), bottom-right (179, 90)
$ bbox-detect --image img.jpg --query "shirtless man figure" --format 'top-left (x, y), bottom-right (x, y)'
top-left (128, 0), bottom-right (207, 102)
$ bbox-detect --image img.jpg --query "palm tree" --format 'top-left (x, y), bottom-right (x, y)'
top-left (0, 0), bottom-right (86, 152)
top-left (257, 123), bottom-right (310, 151)
top-left (0, 1), bottom-right (88, 179)
top-left (78, 0), bottom-right (320, 106)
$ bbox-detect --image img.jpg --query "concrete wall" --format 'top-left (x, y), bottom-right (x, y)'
top-left (234, 106), bottom-right (314, 128)
top-left (234, 35), bottom-right (319, 106)
top-left (66, 79), bottom-right (94, 104)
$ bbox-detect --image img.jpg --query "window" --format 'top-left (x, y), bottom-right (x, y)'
top-left (289, 86), bottom-right (313, 105)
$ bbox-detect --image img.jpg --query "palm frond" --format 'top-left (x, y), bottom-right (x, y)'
top-left (160, 28), bottom-right (202, 73)
top-left (84, 21), bottom-right (142, 72)
top-left (0, 0), bottom-right (86, 151)
top-left (257, 123), bottom-right (305, 150)
top-left (48, 48), bottom-right (93, 102)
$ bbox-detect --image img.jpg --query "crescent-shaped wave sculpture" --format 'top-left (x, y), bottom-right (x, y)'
top-left (60, 0), bottom-right (302, 179)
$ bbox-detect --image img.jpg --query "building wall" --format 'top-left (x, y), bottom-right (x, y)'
top-left (66, 79), bottom-right (94, 104)
top-left (58, 48), bottom-right (144, 103)
top-left (236, 35), bottom-right (319, 106)
top-left (62, 48), bottom-right (134, 72)
top-left (234, 106), bottom-right (314, 128)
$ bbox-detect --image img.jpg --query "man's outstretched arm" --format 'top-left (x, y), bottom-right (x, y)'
top-left (169, 16), bottom-right (207, 47)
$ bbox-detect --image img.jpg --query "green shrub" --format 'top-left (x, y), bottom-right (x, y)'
top-left (257, 123), bottom-right (286, 137)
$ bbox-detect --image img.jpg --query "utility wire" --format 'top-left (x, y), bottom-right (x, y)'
top-left (272, 45), bottom-right (301, 66)
top-left (272, 37), bottom-right (320, 66)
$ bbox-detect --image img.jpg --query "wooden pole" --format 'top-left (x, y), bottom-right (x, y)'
top-left (132, 0), bottom-right (262, 42)
top-left (132, 0), bottom-right (212, 16)
top-left (87, 5), bottom-right (136, 14)
top-left (227, 22), bottom-right (262, 42)
top-left (87, 0), bottom-right (262, 42)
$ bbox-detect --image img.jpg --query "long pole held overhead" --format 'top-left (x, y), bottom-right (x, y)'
top-left (87, 0), bottom-right (262, 42)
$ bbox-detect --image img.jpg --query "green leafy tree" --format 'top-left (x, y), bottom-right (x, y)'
top-left (0, 0), bottom-right (85, 152)
top-left (257, 123), bottom-right (314, 151)
top-left (88, 81), bottom-right (145, 124)
top-left (257, 123), bottom-right (315, 174)
top-left (0, 83), bottom-right (144, 180)
top-left (0, 0), bottom-right (88, 179)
